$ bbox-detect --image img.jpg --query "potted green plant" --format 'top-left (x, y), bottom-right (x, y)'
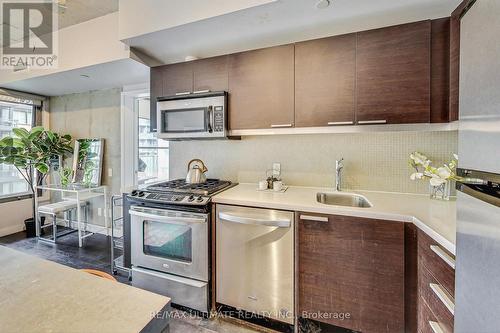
top-left (0, 127), bottom-right (73, 237)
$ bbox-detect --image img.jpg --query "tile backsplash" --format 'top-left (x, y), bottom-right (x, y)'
top-left (169, 131), bottom-right (458, 194)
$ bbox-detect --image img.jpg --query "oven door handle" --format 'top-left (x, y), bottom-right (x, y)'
top-left (129, 210), bottom-right (207, 225)
top-left (218, 212), bottom-right (290, 228)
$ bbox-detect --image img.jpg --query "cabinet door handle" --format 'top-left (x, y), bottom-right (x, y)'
top-left (193, 90), bottom-right (210, 94)
top-left (429, 283), bottom-right (455, 315)
top-left (357, 120), bottom-right (387, 125)
top-left (429, 321), bottom-right (444, 333)
top-left (175, 91), bottom-right (191, 96)
top-left (300, 215), bottom-right (328, 222)
top-left (327, 121), bottom-right (354, 126)
top-left (430, 245), bottom-right (456, 269)
top-left (271, 124), bottom-right (293, 128)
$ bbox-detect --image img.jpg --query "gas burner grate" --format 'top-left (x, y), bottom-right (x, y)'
top-left (146, 179), bottom-right (233, 195)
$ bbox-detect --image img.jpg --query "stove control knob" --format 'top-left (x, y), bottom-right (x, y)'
top-left (196, 196), bottom-right (204, 202)
top-left (137, 191), bottom-right (145, 197)
top-left (131, 190), bottom-right (138, 196)
top-left (188, 195), bottom-right (195, 202)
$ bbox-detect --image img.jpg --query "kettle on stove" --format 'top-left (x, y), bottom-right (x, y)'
top-left (185, 159), bottom-right (208, 184)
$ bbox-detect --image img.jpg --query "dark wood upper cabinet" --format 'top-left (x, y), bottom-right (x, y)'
top-left (431, 18), bottom-right (452, 123)
top-left (228, 44), bottom-right (295, 130)
top-left (448, 0), bottom-right (472, 122)
top-left (295, 34), bottom-right (356, 127)
top-left (150, 19), bottom-right (457, 131)
top-left (149, 66), bottom-right (163, 132)
top-left (356, 21), bottom-right (431, 124)
top-left (161, 62), bottom-right (193, 97)
top-left (298, 213), bottom-right (405, 333)
top-left (193, 55), bottom-right (228, 93)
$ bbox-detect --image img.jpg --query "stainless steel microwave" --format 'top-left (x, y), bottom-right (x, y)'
top-left (157, 91), bottom-right (227, 140)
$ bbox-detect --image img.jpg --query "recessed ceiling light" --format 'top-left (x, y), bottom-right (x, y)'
top-left (316, 0), bottom-right (330, 9)
top-left (80, 74), bottom-right (90, 79)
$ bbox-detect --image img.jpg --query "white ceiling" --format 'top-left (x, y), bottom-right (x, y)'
top-left (0, 58), bottom-right (148, 96)
top-left (57, 0), bottom-right (118, 29)
top-left (123, 0), bottom-right (462, 65)
top-left (2, 0), bottom-right (118, 44)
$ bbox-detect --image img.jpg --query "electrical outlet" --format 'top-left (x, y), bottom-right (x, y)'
top-left (97, 208), bottom-right (102, 216)
top-left (272, 163), bottom-right (281, 178)
top-left (108, 168), bottom-right (113, 177)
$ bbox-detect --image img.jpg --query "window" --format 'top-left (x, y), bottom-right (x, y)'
top-left (0, 100), bottom-right (35, 197)
top-left (136, 98), bottom-right (169, 185)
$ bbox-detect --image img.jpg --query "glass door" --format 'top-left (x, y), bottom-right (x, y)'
top-left (136, 97), bottom-right (169, 185)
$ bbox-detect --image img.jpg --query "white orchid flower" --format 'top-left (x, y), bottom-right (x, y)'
top-left (410, 152), bottom-right (430, 166)
top-left (430, 176), bottom-right (447, 187)
top-left (437, 166), bottom-right (452, 180)
top-left (453, 154), bottom-right (459, 160)
top-left (410, 172), bottom-right (424, 180)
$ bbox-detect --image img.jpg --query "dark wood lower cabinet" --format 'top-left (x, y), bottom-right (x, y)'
top-left (405, 224), bottom-right (418, 333)
top-left (298, 213), bottom-right (405, 333)
top-left (417, 230), bottom-right (455, 333)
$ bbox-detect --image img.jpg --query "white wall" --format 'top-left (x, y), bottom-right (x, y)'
top-left (0, 199), bottom-right (32, 237)
top-left (0, 12), bottom-right (131, 85)
top-left (118, 0), bottom-right (276, 40)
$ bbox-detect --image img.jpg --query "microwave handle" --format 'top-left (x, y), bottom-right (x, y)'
top-left (207, 106), bottom-right (213, 133)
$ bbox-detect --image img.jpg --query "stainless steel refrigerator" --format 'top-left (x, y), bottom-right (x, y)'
top-left (455, 1), bottom-right (500, 332)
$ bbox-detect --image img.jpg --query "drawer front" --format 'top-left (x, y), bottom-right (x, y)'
top-left (418, 296), bottom-right (439, 333)
top-left (419, 264), bottom-right (454, 333)
top-left (418, 231), bottom-right (455, 297)
top-left (132, 267), bottom-right (208, 313)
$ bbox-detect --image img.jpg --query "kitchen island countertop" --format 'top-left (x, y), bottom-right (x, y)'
top-left (213, 184), bottom-right (456, 254)
top-left (0, 246), bottom-right (170, 333)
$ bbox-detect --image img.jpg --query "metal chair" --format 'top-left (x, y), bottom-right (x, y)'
top-left (37, 200), bottom-right (89, 244)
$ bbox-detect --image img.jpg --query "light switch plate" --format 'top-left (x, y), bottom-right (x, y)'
top-left (108, 168), bottom-right (113, 177)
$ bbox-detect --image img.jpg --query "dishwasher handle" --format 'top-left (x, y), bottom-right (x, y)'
top-left (218, 212), bottom-right (291, 228)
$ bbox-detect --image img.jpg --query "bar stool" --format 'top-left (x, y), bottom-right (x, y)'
top-left (37, 200), bottom-right (89, 244)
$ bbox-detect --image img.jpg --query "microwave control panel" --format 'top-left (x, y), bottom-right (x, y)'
top-left (213, 106), bottom-right (224, 132)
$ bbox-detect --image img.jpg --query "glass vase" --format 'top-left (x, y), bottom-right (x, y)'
top-left (429, 180), bottom-right (452, 201)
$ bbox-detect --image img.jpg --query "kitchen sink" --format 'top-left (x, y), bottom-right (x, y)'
top-left (316, 192), bottom-right (373, 208)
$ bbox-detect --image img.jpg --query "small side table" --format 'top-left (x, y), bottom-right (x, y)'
top-left (35, 184), bottom-right (108, 247)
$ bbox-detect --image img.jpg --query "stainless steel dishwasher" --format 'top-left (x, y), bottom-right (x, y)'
top-left (216, 204), bottom-right (294, 324)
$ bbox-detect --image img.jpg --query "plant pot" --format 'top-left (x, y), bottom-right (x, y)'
top-left (24, 216), bottom-right (46, 238)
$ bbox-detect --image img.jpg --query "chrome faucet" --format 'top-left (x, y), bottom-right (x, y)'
top-left (335, 158), bottom-right (344, 191)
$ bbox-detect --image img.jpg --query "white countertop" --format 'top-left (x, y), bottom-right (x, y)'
top-left (213, 184), bottom-right (457, 254)
top-left (0, 246), bottom-right (170, 333)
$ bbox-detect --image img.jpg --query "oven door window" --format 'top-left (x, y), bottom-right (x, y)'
top-left (143, 220), bottom-right (192, 263)
top-left (161, 108), bottom-right (207, 133)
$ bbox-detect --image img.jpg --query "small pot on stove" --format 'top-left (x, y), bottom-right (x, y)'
top-left (186, 159), bottom-right (208, 184)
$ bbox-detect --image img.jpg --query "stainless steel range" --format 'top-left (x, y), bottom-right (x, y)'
top-left (127, 178), bottom-right (234, 314)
